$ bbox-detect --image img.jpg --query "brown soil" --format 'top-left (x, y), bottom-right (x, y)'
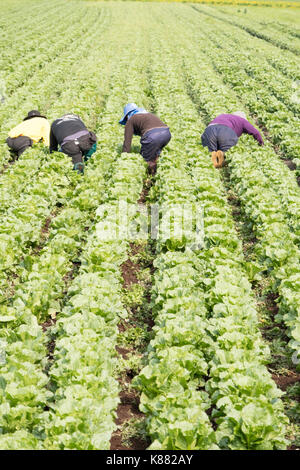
top-left (116, 345), bottom-right (131, 359)
top-left (32, 207), bottom-right (61, 255)
top-left (40, 259), bottom-right (81, 367)
top-left (41, 318), bottom-right (56, 332)
top-left (62, 261), bottom-right (81, 293)
top-left (253, 117), bottom-right (290, 161)
top-left (110, 366), bottom-right (150, 450)
top-left (110, 243), bottom-right (151, 450)
top-left (138, 189), bottom-right (148, 205)
top-left (41, 317), bottom-right (57, 361)
top-left (283, 159), bottom-right (297, 171)
top-left (265, 292), bottom-right (279, 318)
top-left (110, 179), bottom-right (154, 451)
top-left (256, 121), bottom-right (270, 139)
top-left (223, 172), bottom-right (258, 261)
top-left (110, 343), bottom-right (150, 450)
top-left (41, 216), bottom-right (52, 236)
top-left (121, 259), bottom-right (139, 289)
top-left (138, 179), bottom-right (151, 204)
top-left (272, 373), bottom-right (300, 391)
top-left (253, 118), bottom-right (299, 186)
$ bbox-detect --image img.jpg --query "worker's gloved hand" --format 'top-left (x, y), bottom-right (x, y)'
top-left (73, 162), bottom-right (84, 174)
top-left (211, 151), bottom-right (225, 169)
top-left (84, 143), bottom-right (97, 162)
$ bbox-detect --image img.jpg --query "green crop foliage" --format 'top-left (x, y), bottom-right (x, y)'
top-left (0, 0), bottom-right (298, 450)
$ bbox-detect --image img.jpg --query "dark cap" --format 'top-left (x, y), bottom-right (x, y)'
top-left (23, 110), bottom-right (47, 121)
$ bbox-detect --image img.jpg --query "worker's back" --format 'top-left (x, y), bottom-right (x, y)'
top-left (51, 114), bottom-right (87, 143)
top-left (8, 117), bottom-right (50, 145)
top-left (128, 113), bottom-right (168, 137)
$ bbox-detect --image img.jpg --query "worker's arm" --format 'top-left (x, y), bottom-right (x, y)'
top-left (243, 120), bottom-right (264, 146)
top-left (42, 121), bottom-right (51, 147)
top-left (49, 126), bottom-right (58, 153)
top-left (122, 120), bottom-right (134, 153)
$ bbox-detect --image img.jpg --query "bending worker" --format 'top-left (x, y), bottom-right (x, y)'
top-left (201, 111), bottom-right (264, 168)
top-left (119, 103), bottom-right (171, 175)
top-left (6, 110), bottom-right (50, 158)
top-left (50, 113), bottom-right (97, 173)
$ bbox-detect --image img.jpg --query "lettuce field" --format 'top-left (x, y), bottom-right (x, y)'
top-left (0, 0), bottom-right (299, 450)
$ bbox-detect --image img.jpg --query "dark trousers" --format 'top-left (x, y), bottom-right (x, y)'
top-left (61, 132), bottom-right (97, 165)
top-left (6, 136), bottom-right (33, 157)
top-left (201, 124), bottom-right (238, 152)
top-left (140, 127), bottom-right (171, 162)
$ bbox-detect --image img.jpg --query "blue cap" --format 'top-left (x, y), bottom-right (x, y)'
top-left (119, 103), bottom-right (139, 125)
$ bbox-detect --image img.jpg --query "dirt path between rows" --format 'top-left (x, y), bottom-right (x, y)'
top-left (110, 179), bottom-right (154, 451)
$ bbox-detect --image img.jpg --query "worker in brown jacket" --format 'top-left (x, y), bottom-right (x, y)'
top-left (119, 103), bottom-right (171, 175)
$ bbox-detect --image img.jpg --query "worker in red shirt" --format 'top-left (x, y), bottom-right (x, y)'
top-left (119, 103), bottom-right (171, 175)
top-left (201, 111), bottom-right (264, 168)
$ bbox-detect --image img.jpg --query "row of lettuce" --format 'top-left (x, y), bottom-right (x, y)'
top-left (0, 115), bottom-right (115, 449)
top-left (0, 1), bottom-right (98, 104)
top-left (192, 4), bottom-right (300, 56)
top-left (0, 3), bottom-right (120, 302)
top-left (0, 2), bottom-right (111, 168)
top-left (0, 8), bottom-right (151, 449)
top-left (176, 23), bottom-right (300, 358)
top-left (212, 4), bottom-right (300, 43)
top-left (43, 31), bottom-right (150, 447)
top-left (175, 5), bottom-right (300, 168)
top-left (132, 34), bottom-right (289, 449)
top-left (0, 2), bottom-right (298, 449)
top-left (152, 6), bottom-right (300, 355)
top-left (0, 152), bottom-right (110, 449)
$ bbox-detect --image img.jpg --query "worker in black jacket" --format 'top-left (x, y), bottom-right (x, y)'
top-left (50, 114), bottom-right (97, 173)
